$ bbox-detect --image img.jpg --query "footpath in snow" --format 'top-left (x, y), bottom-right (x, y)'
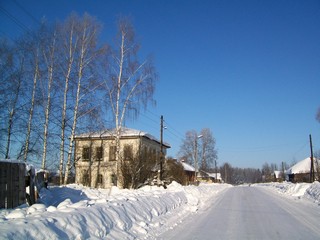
top-left (0, 182), bottom-right (231, 239)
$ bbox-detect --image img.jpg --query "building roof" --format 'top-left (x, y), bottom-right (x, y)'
top-left (180, 161), bottom-right (195, 172)
top-left (207, 172), bottom-right (222, 180)
top-left (74, 127), bottom-right (171, 148)
top-left (198, 170), bottom-right (222, 180)
top-left (285, 157), bottom-right (319, 174)
top-left (273, 170), bottom-right (282, 178)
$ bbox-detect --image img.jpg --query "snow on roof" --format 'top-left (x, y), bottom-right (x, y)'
top-left (208, 172), bottom-right (222, 180)
top-left (286, 157), bottom-right (319, 174)
top-left (274, 171), bottom-right (282, 178)
top-left (75, 127), bottom-right (170, 148)
top-left (180, 161), bottom-right (195, 172)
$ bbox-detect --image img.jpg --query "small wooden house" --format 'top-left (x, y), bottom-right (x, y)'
top-left (197, 170), bottom-right (222, 183)
top-left (285, 157), bottom-right (319, 183)
top-left (180, 160), bottom-right (196, 184)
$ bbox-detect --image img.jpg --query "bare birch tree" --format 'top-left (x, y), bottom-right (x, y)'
top-left (0, 39), bottom-right (15, 158)
top-left (200, 128), bottom-right (217, 171)
top-left (23, 34), bottom-right (41, 162)
top-left (40, 25), bottom-right (57, 170)
top-left (179, 128), bottom-right (218, 171)
top-left (1, 33), bottom-right (43, 161)
top-left (105, 18), bottom-right (157, 187)
top-left (58, 14), bottom-right (79, 184)
top-left (1, 41), bottom-right (26, 159)
top-left (64, 14), bottom-right (103, 184)
top-left (178, 130), bottom-right (198, 166)
top-left (121, 139), bottom-right (156, 189)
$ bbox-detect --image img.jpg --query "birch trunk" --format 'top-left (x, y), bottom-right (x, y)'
top-left (23, 54), bottom-right (39, 162)
top-left (64, 23), bottom-right (90, 184)
top-left (59, 24), bottom-right (76, 185)
top-left (5, 58), bottom-right (24, 159)
top-left (5, 111), bottom-right (14, 159)
top-left (114, 33), bottom-right (125, 187)
top-left (106, 19), bottom-right (157, 188)
top-left (64, 77), bottom-right (80, 184)
top-left (41, 32), bottom-right (56, 170)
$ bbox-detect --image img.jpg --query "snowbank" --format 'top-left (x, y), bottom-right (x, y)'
top-left (255, 181), bottom-right (320, 203)
top-left (0, 182), bottom-right (231, 239)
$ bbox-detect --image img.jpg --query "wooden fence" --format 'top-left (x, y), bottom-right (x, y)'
top-left (0, 161), bottom-right (26, 209)
top-left (1, 161), bottom-right (56, 209)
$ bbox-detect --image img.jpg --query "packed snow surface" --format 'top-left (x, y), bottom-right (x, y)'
top-left (1, 181), bottom-right (320, 239)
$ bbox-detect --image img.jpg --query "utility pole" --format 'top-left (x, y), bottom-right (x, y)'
top-left (215, 160), bottom-right (217, 183)
top-left (195, 137), bottom-right (198, 182)
top-left (309, 134), bottom-right (314, 183)
top-left (159, 115), bottom-right (164, 183)
top-left (194, 134), bottom-right (203, 182)
top-left (224, 164), bottom-right (227, 184)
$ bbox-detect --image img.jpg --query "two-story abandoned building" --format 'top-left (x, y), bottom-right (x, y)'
top-left (74, 128), bottom-right (170, 189)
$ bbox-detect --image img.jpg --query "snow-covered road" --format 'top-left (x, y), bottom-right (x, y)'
top-left (159, 186), bottom-right (320, 240)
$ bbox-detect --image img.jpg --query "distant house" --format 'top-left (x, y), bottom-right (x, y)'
top-left (273, 170), bottom-right (283, 182)
top-left (285, 157), bottom-right (319, 183)
top-left (180, 160), bottom-right (195, 184)
top-left (197, 170), bottom-right (222, 183)
top-left (179, 160), bottom-right (222, 184)
top-left (74, 128), bottom-right (170, 189)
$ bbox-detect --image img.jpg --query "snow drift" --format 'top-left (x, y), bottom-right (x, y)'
top-left (255, 181), bottom-right (320, 203)
top-left (0, 182), bottom-right (231, 239)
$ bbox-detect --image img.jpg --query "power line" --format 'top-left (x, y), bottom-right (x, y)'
top-left (165, 128), bottom-right (184, 141)
top-left (139, 111), bottom-right (159, 125)
top-left (142, 110), bottom-right (185, 140)
top-left (144, 108), bottom-right (185, 137)
top-left (141, 109), bottom-right (186, 142)
top-left (12, 0), bottom-right (41, 25)
top-left (292, 141), bottom-right (309, 157)
top-left (0, 6), bottom-right (31, 33)
top-left (163, 120), bottom-right (185, 139)
top-left (145, 109), bottom-right (161, 119)
top-left (219, 140), bottom-right (310, 155)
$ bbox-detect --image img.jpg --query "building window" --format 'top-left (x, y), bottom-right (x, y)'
top-left (109, 146), bottom-right (116, 161)
top-left (124, 144), bottom-right (133, 160)
top-left (143, 146), bottom-right (148, 156)
top-left (96, 146), bottom-right (103, 161)
top-left (82, 147), bottom-right (90, 161)
top-left (82, 170), bottom-right (90, 186)
top-left (111, 174), bottom-right (117, 186)
top-left (97, 174), bottom-right (103, 184)
top-left (152, 149), bottom-right (156, 161)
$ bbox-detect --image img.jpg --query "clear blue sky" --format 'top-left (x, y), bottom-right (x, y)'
top-left (1, 0), bottom-right (319, 169)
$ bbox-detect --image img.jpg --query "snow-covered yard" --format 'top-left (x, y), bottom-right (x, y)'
top-left (0, 181), bottom-right (319, 239)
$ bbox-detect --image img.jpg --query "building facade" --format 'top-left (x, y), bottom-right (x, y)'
top-left (74, 128), bottom-right (170, 189)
